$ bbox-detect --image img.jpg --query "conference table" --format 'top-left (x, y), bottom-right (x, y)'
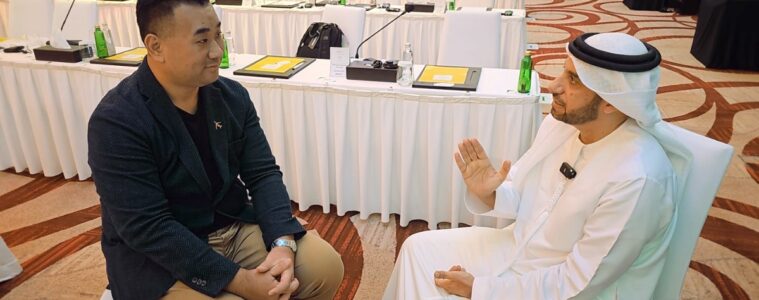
top-left (333, 0), bottom-right (523, 9)
top-left (97, 1), bottom-right (527, 69)
top-left (0, 50), bottom-right (540, 229)
top-left (0, 2), bottom-right (526, 69)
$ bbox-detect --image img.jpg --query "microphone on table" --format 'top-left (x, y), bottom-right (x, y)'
top-left (353, 5), bottom-right (417, 59)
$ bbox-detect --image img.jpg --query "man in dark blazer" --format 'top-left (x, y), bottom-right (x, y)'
top-left (87, 1), bottom-right (343, 299)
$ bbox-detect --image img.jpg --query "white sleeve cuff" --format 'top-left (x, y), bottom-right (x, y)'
top-left (464, 181), bottom-right (519, 219)
top-left (493, 182), bottom-right (519, 218)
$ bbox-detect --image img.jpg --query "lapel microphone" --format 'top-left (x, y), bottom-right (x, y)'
top-left (560, 162), bottom-right (577, 179)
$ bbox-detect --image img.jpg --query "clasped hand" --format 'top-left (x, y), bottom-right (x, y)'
top-left (232, 247), bottom-right (298, 300)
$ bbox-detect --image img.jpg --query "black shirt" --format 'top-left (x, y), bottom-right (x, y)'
top-left (176, 97), bottom-right (233, 233)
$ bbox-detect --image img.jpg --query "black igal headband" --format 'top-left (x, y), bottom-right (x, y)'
top-left (568, 33), bottom-right (661, 72)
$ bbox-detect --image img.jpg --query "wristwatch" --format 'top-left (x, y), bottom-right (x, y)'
top-left (271, 238), bottom-right (297, 253)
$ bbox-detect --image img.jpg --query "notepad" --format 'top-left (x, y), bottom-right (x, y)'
top-left (417, 66), bottom-right (469, 85)
top-left (245, 56), bottom-right (304, 73)
top-left (233, 55), bottom-right (315, 79)
top-left (413, 65), bottom-right (481, 91)
top-left (261, 0), bottom-right (303, 8)
top-left (106, 48), bottom-right (147, 62)
top-left (90, 47), bottom-right (147, 66)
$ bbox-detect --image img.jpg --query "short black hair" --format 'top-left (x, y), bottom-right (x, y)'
top-left (136, 0), bottom-right (209, 41)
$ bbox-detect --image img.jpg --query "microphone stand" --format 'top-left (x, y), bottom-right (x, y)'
top-left (354, 10), bottom-right (408, 59)
top-left (61, 0), bottom-right (77, 31)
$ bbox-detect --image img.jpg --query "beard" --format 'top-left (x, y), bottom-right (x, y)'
top-left (551, 95), bottom-right (602, 125)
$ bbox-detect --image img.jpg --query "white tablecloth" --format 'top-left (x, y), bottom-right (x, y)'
top-left (0, 0), bottom-right (8, 38)
top-left (0, 52), bottom-right (540, 228)
top-left (97, 0), bottom-right (141, 48)
top-left (97, 1), bottom-right (527, 69)
top-left (341, 0), bottom-right (522, 8)
top-left (496, 0), bottom-right (523, 8)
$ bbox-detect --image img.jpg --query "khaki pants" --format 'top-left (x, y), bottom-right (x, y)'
top-left (162, 222), bottom-right (344, 300)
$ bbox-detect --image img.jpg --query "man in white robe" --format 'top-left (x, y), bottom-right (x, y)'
top-left (383, 33), bottom-right (692, 300)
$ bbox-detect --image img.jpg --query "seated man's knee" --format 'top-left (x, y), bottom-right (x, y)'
top-left (399, 230), bottom-right (432, 254)
top-left (295, 232), bottom-right (344, 299)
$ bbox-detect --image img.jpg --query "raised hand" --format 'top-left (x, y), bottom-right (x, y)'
top-left (454, 138), bottom-right (511, 205)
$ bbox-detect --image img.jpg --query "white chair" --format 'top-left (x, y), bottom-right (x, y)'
top-left (321, 4), bottom-right (366, 58)
top-left (456, 0), bottom-right (495, 9)
top-left (0, 1), bottom-right (8, 38)
top-left (8, 0), bottom-right (54, 39)
top-left (213, 4), bottom-right (223, 23)
top-left (53, 0), bottom-right (98, 43)
top-left (437, 10), bottom-right (501, 68)
top-left (0, 237), bottom-right (22, 283)
top-left (652, 127), bottom-right (733, 299)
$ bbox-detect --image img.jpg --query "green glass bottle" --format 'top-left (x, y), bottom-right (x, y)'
top-left (94, 26), bottom-right (109, 58)
top-left (517, 51), bottom-right (532, 93)
top-left (220, 35), bottom-right (229, 69)
top-left (447, 0), bottom-right (456, 11)
top-left (339, 0), bottom-right (346, 5)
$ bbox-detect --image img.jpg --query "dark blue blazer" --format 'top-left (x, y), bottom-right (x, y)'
top-left (88, 61), bottom-right (305, 300)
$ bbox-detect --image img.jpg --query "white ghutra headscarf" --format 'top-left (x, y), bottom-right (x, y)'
top-left (566, 32), bottom-right (692, 205)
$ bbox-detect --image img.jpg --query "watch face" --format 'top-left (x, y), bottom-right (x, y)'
top-left (273, 239), bottom-right (297, 252)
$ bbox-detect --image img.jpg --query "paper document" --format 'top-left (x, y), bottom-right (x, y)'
top-left (329, 47), bottom-right (350, 79)
top-left (417, 66), bottom-right (469, 84)
top-left (432, 74), bottom-right (453, 81)
top-left (245, 56), bottom-right (305, 73)
top-left (106, 48), bottom-right (148, 61)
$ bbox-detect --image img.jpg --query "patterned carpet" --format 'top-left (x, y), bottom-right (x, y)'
top-left (1, 0), bottom-right (758, 299)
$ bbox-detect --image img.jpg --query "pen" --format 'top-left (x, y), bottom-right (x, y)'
top-left (291, 62), bottom-right (305, 70)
